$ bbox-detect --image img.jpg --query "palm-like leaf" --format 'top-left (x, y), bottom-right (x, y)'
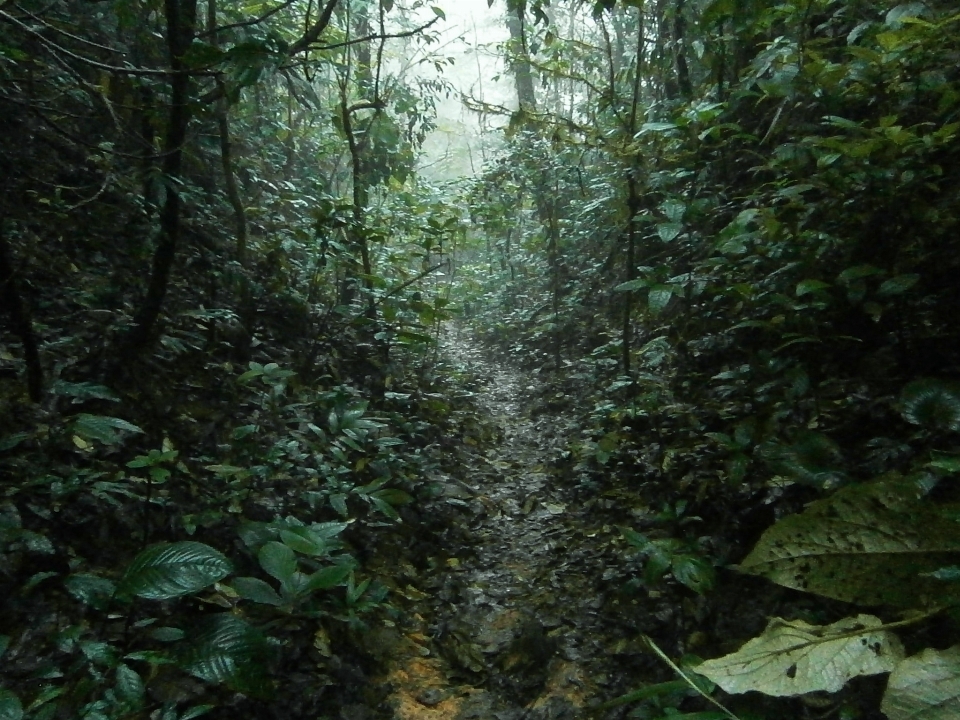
top-left (901, 379), bottom-right (960, 432)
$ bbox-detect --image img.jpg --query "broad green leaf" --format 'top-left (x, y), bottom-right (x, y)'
top-left (0, 689), bottom-right (23, 720)
top-left (661, 199), bottom-right (685, 222)
top-left (81, 639), bottom-right (119, 667)
top-left (694, 614), bottom-right (903, 696)
top-left (114, 664), bottom-right (145, 707)
top-left (371, 488), bottom-right (413, 506)
top-left (370, 496), bottom-right (400, 520)
top-left (230, 577), bottom-right (283, 606)
top-left (648, 286), bottom-right (675, 315)
top-left (671, 555), bottom-right (715, 595)
top-left (901, 379), bottom-right (960, 432)
top-left (148, 627), bottom-right (186, 642)
top-left (65, 573), bottom-right (116, 610)
top-left (614, 278), bottom-right (649, 293)
top-left (928, 452), bottom-right (960, 473)
top-left (0, 432), bottom-right (31, 452)
top-left (279, 528), bottom-right (327, 556)
top-left (886, 3), bottom-right (927, 27)
top-left (796, 279), bottom-right (830, 296)
top-left (258, 541), bottom-right (297, 582)
top-left (738, 475), bottom-right (960, 607)
top-left (51, 381), bottom-right (119, 402)
top-left (238, 521), bottom-right (276, 551)
top-left (177, 614), bottom-right (272, 699)
top-left (620, 526), bottom-right (649, 549)
top-left (878, 274), bottom-right (920, 296)
top-left (330, 493), bottom-right (349, 516)
top-left (657, 223), bottom-right (683, 242)
top-left (303, 564), bottom-right (353, 593)
top-left (638, 122), bottom-right (678, 135)
top-left (310, 521), bottom-right (350, 540)
top-left (21, 530), bottom-right (54, 554)
top-left (881, 645), bottom-right (960, 720)
top-left (118, 542), bottom-right (232, 600)
top-left (837, 264), bottom-right (881, 284)
top-left (72, 414), bottom-right (143, 444)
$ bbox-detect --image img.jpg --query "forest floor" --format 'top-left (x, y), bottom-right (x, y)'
top-left (362, 332), bottom-right (664, 720)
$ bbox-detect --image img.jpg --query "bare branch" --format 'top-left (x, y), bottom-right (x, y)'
top-left (196, 0), bottom-right (298, 38)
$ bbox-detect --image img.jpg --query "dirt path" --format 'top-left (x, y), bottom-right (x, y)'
top-left (376, 335), bottom-right (641, 720)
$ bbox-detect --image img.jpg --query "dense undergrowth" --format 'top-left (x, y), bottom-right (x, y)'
top-left (5, 0), bottom-right (960, 718)
top-left (453, 1), bottom-right (960, 717)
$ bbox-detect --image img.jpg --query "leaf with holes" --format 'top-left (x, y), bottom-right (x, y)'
top-left (118, 542), bottom-right (232, 600)
top-left (738, 475), bottom-right (960, 607)
top-left (881, 645), bottom-right (960, 720)
top-left (694, 614), bottom-right (903, 696)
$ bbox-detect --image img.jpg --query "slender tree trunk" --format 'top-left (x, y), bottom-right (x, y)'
top-left (209, 0), bottom-right (247, 268)
top-left (674, 0), bottom-right (692, 98)
top-left (547, 195), bottom-right (561, 370)
top-left (208, 0), bottom-right (252, 354)
top-left (0, 218), bottom-right (43, 401)
top-left (340, 98), bottom-right (376, 318)
top-left (622, 5), bottom-right (645, 376)
top-left (505, 8), bottom-right (537, 114)
top-left (125, 0), bottom-right (197, 354)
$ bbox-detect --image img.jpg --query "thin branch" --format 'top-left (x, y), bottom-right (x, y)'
top-left (288, 0), bottom-right (340, 56)
top-left (375, 265), bottom-right (444, 306)
top-left (0, 9), bottom-right (213, 76)
top-left (302, 18), bottom-right (440, 53)
top-left (196, 0), bottom-right (297, 38)
top-left (12, 2), bottom-right (123, 53)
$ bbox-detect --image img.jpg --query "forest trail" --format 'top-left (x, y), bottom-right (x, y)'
top-left (377, 333), bottom-right (637, 720)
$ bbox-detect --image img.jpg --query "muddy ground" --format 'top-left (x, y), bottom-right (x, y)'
top-left (354, 335), bottom-right (694, 720)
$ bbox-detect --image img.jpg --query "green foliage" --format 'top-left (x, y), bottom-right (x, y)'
top-left (901, 379), bottom-right (960, 432)
top-left (177, 615), bottom-right (273, 699)
top-left (621, 527), bottom-right (716, 595)
top-left (117, 542), bottom-right (233, 601)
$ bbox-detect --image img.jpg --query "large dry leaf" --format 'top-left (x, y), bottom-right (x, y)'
top-left (695, 614), bottom-right (904, 697)
top-left (738, 475), bottom-right (960, 607)
top-left (881, 645), bottom-right (960, 720)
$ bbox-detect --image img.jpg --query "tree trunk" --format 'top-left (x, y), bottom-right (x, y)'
top-left (124, 0), bottom-right (198, 354)
top-left (0, 218), bottom-right (43, 402)
top-left (622, 6), bottom-right (645, 376)
top-left (674, 0), bottom-right (692, 99)
top-left (505, 8), bottom-right (537, 114)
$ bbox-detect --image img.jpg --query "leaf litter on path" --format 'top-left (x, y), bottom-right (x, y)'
top-left (376, 335), bottom-right (633, 719)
